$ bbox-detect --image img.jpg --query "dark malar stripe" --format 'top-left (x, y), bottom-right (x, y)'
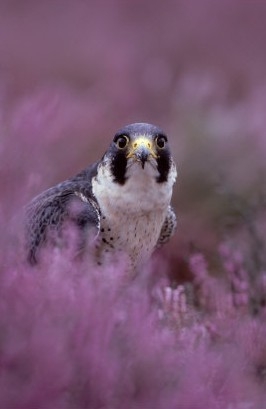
top-left (111, 151), bottom-right (128, 185)
top-left (156, 152), bottom-right (171, 183)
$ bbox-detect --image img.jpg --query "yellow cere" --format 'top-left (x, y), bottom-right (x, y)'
top-left (127, 137), bottom-right (158, 159)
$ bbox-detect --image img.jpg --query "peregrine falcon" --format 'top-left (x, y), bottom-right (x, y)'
top-left (25, 123), bottom-right (177, 270)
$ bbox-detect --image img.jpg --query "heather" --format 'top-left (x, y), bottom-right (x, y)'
top-left (1, 1), bottom-right (266, 408)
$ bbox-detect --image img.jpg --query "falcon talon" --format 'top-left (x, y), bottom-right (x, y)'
top-left (25, 123), bottom-right (177, 271)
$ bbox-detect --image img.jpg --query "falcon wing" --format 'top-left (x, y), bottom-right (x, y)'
top-left (25, 163), bottom-right (100, 264)
top-left (157, 206), bottom-right (177, 247)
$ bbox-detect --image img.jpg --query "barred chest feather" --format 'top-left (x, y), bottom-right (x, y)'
top-left (95, 208), bottom-right (168, 268)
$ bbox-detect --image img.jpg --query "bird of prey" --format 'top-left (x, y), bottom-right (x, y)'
top-left (25, 123), bottom-right (177, 270)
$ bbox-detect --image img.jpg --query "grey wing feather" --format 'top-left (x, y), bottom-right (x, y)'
top-left (25, 163), bottom-right (100, 264)
top-left (157, 206), bottom-right (177, 247)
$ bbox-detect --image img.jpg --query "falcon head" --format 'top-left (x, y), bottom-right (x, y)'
top-left (105, 122), bottom-right (176, 185)
top-left (92, 123), bottom-right (177, 216)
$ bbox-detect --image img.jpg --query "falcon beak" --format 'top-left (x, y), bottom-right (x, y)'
top-left (126, 137), bottom-right (158, 169)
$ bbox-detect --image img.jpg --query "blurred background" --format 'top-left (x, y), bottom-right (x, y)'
top-left (1, 0), bottom-right (266, 278)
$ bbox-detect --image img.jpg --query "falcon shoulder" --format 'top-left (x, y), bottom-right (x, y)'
top-left (25, 163), bottom-right (100, 264)
top-left (157, 206), bottom-right (177, 247)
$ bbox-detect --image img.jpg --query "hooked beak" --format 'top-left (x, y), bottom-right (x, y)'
top-left (126, 137), bottom-right (158, 169)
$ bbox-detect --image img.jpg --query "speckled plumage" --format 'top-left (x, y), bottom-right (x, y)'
top-left (25, 123), bottom-right (177, 269)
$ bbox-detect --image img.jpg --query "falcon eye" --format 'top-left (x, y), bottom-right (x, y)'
top-left (155, 134), bottom-right (167, 149)
top-left (115, 135), bottom-right (129, 149)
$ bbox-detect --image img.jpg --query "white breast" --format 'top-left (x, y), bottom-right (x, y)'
top-left (92, 160), bottom-right (176, 267)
